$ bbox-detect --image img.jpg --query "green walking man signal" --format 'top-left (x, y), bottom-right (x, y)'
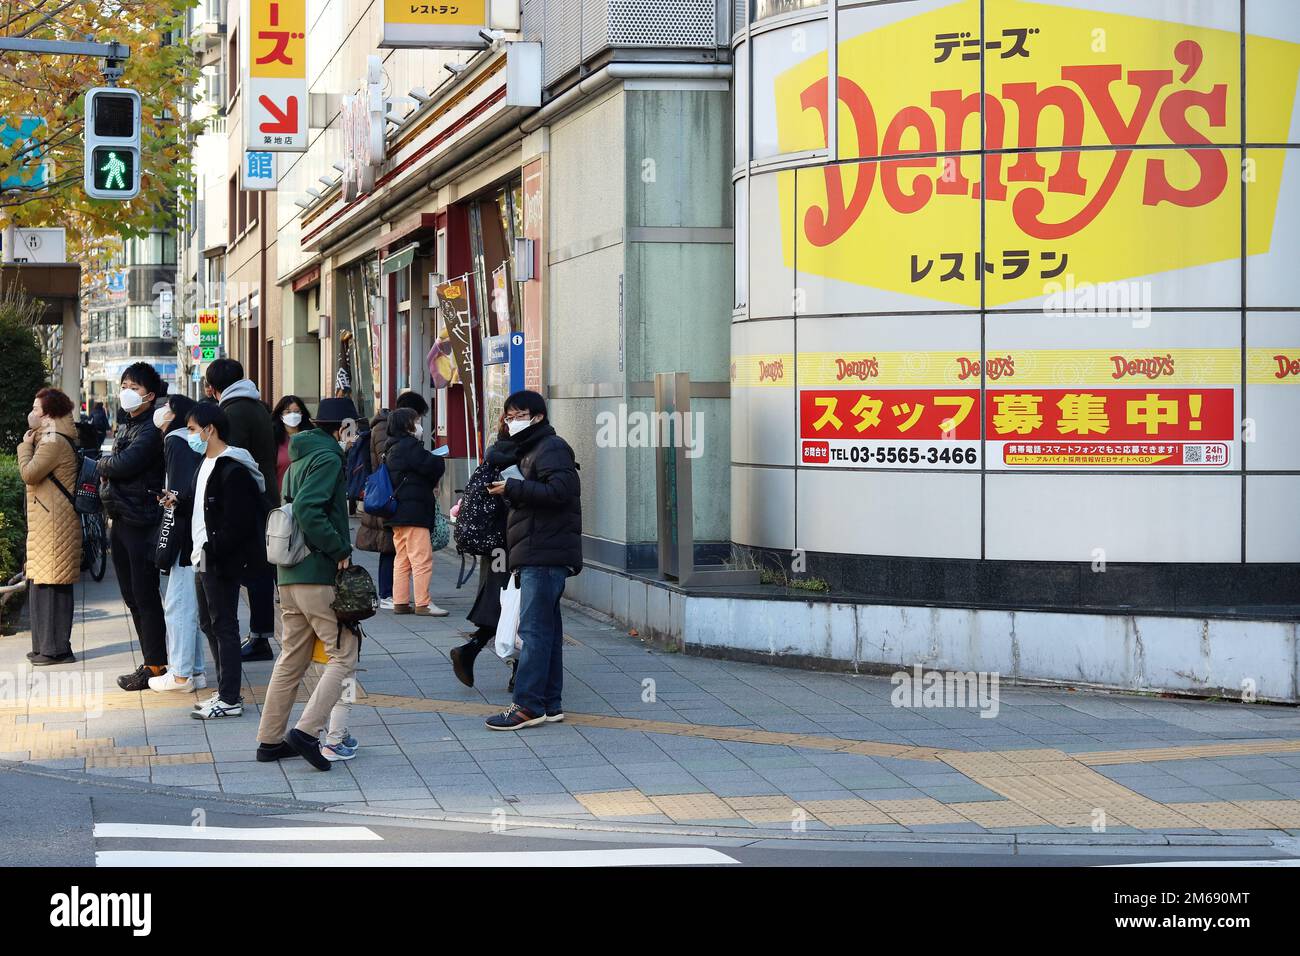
top-left (83, 88), bottom-right (140, 199)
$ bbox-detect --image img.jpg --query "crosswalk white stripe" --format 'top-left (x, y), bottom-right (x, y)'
top-left (96, 848), bottom-right (740, 867)
top-left (1107, 859), bottom-right (1300, 867)
top-left (94, 824), bottom-right (383, 842)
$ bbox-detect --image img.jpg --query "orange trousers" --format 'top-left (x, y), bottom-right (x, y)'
top-left (392, 525), bottom-right (434, 608)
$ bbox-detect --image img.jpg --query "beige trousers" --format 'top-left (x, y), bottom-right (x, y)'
top-left (256, 583), bottom-right (359, 745)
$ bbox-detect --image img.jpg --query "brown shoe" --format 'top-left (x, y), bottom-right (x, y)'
top-left (394, 604), bottom-right (414, 615)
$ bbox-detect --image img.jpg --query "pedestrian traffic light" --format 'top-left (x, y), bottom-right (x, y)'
top-left (83, 87), bottom-right (140, 200)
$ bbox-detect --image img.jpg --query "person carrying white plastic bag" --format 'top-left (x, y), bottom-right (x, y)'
top-left (494, 571), bottom-right (523, 692)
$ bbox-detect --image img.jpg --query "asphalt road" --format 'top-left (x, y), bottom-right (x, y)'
top-left (3, 762), bottom-right (1298, 868)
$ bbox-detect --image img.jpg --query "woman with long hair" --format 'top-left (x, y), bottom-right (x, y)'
top-left (149, 394), bottom-right (208, 692)
top-left (16, 386), bottom-right (82, 665)
top-left (271, 395), bottom-right (315, 490)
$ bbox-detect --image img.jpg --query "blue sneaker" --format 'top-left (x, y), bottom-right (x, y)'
top-left (320, 741), bottom-right (357, 762)
top-left (341, 732), bottom-right (358, 749)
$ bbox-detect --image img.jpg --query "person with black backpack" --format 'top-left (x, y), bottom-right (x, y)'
top-left (484, 391), bottom-right (582, 731)
top-left (16, 387), bottom-right (82, 665)
top-left (449, 412), bottom-right (511, 687)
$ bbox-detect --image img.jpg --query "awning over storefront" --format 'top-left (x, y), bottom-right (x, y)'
top-left (380, 242), bottom-right (417, 275)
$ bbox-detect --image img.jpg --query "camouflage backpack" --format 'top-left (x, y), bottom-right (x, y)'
top-left (331, 564), bottom-right (377, 645)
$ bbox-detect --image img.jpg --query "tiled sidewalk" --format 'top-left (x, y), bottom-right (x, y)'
top-left (3, 529), bottom-right (1300, 840)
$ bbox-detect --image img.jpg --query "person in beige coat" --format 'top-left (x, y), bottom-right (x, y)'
top-left (16, 387), bottom-right (82, 665)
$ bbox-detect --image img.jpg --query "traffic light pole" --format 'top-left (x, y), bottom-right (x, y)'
top-left (0, 36), bottom-right (132, 257)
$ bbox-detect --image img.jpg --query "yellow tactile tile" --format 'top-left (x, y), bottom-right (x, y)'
top-left (950, 801), bottom-right (1050, 828)
top-left (801, 799), bottom-right (894, 826)
top-left (84, 752), bottom-right (212, 769)
top-left (1103, 801), bottom-right (1203, 830)
top-left (1166, 802), bottom-right (1276, 830)
top-left (1078, 740), bottom-right (1300, 766)
top-left (869, 798), bottom-right (967, 825)
top-left (1229, 801), bottom-right (1300, 829)
top-left (648, 793), bottom-right (739, 822)
top-left (572, 789), bottom-right (659, 817)
top-left (723, 796), bottom-right (803, 824)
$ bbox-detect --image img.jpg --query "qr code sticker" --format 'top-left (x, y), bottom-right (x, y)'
top-left (1184, 445), bottom-right (1204, 464)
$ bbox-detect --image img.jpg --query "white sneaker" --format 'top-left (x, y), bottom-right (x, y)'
top-left (192, 673), bottom-right (208, 690)
top-left (191, 697), bottom-right (243, 720)
top-left (379, 597), bottom-right (395, 610)
top-left (414, 603), bottom-right (449, 617)
top-left (194, 691), bottom-right (220, 708)
top-left (148, 671), bottom-right (198, 693)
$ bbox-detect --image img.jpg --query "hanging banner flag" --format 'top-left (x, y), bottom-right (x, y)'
top-left (380, 0), bottom-right (488, 49)
top-left (244, 0), bottom-right (308, 151)
top-left (436, 277), bottom-right (480, 455)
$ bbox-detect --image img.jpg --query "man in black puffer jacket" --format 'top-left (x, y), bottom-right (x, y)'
top-left (97, 362), bottom-right (169, 691)
top-left (484, 390), bottom-right (581, 731)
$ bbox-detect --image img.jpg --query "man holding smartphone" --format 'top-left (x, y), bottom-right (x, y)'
top-left (484, 391), bottom-right (582, 731)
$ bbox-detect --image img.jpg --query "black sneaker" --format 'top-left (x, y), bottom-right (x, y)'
top-left (117, 665), bottom-right (157, 691)
top-left (485, 703), bottom-right (545, 731)
top-left (256, 741), bottom-right (296, 762)
top-left (285, 728), bottom-right (332, 771)
top-left (31, 652), bottom-right (76, 666)
top-left (240, 636), bottom-right (275, 662)
top-left (544, 710), bottom-right (565, 723)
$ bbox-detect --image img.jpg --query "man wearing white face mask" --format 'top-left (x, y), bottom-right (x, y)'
top-left (97, 362), bottom-right (169, 691)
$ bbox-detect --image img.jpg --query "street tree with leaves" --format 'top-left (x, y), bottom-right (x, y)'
top-left (0, 1), bottom-right (204, 257)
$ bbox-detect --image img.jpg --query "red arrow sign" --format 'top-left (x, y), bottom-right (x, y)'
top-left (258, 95), bottom-right (299, 134)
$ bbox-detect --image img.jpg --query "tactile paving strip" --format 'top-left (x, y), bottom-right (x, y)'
top-left (649, 793), bottom-right (741, 822)
top-left (572, 789), bottom-right (660, 817)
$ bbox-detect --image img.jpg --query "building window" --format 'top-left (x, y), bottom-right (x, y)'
top-left (227, 28), bottom-right (239, 105)
top-left (228, 175), bottom-right (237, 245)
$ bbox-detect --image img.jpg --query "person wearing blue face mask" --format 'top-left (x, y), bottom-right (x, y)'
top-left (185, 403), bottom-right (268, 720)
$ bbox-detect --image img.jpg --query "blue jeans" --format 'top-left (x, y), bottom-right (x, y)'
top-left (512, 566), bottom-right (567, 715)
top-left (378, 551), bottom-right (394, 600)
top-left (163, 564), bottom-right (205, 679)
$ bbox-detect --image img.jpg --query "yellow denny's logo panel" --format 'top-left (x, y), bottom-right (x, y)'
top-left (731, 354), bottom-right (795, 387)
top-left (770, 0), bottom-right (1300, 309)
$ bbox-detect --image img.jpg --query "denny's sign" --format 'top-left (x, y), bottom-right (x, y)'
top-left (771, 0), bottom-right (1300, 307)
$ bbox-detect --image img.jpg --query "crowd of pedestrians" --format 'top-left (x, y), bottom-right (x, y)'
top-left (15, 361), bottom-right (583, 769)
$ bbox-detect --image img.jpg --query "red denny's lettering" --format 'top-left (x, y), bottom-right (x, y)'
top-left (1111, 353), bottom-right (1175, 379)
top-left (835, 357), bottom-right (880, 380)
top-left (799, 40), bottom-right (1228, 246)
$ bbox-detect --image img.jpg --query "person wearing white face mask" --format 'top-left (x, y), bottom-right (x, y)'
top-left (271, 394), bottom-right (315, 490)
top-left (16, 387), bottom-right (81, 665)
top-left (381, 406), bottom-right (448, 616)
top-left (96, 362), bottom-right (170, 691)
top-left (148, 395), bottom-right (208, 694)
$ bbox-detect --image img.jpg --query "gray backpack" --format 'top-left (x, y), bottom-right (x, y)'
top-left (265, 499), bottom-right (309, 567)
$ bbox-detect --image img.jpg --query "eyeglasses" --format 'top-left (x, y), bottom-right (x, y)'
top-left (503, 412), bottom-right (532, 422)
